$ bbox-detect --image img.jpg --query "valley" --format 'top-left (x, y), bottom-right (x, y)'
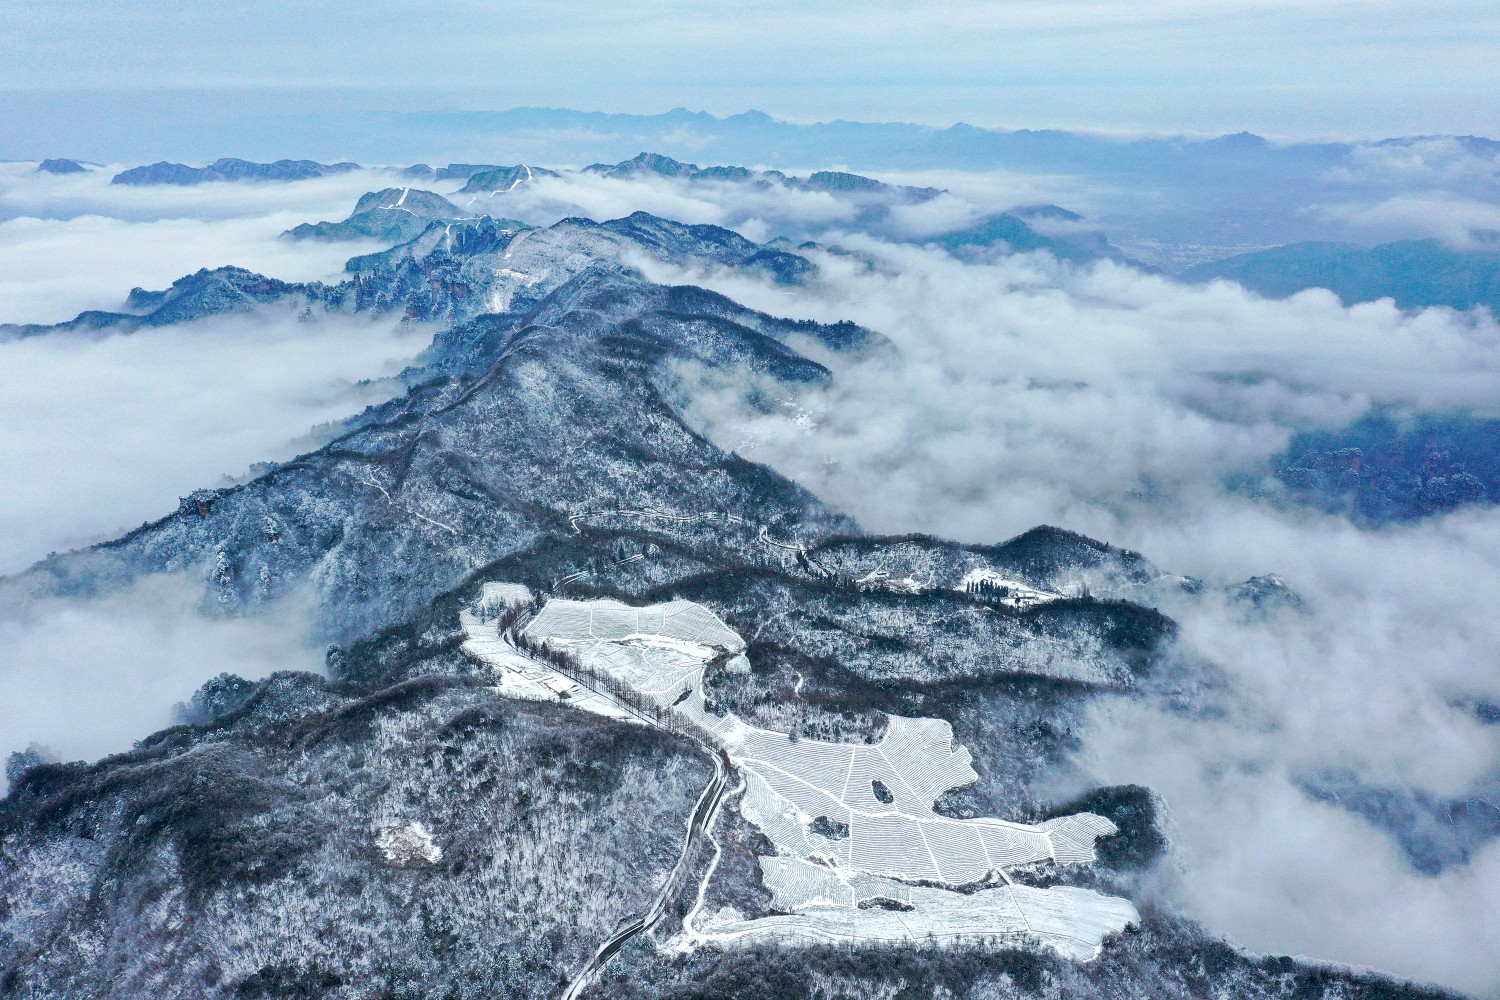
top-left (1, 151), bottom-right (1492, 999)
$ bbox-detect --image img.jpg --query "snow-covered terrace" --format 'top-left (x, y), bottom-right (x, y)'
top-left (462, 586), bottom-right (1138, 960)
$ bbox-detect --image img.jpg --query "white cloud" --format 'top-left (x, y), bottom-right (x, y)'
top-left (1333, 137), bottom-right (1500, 190)
top-left (0, 163), bottom-right (433, 575)
top-left (1314, 191), bottom-right (1500, 249)
top-left (874, 167), bottom-right (1114, 224)
top-left (0, 573), bottom-right (322, 791)
top-left (0, 212), bottom-right (376, 325)
top-left (651, 241), bottom-right (1500, 545)
top-left (0, 161), bottom-right (391, 223)
top-left (0, 164), bottom-right (433, 795)
top-left (0, 163), bottom-right (395, 324)
top-left (638, 240), bottom-right (1500, 994)
top-left (447, 164), bottom-right (1116, 252)
top-left (0, 307), bottom-right (427, 575)
top-left (1089, 699), bottom-right (1500, 998)
top-left (454, 169), bottom-right (862, 237)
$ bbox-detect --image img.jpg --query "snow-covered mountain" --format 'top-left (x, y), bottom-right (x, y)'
top-left (0, 191), bottom-right (1474, 1000)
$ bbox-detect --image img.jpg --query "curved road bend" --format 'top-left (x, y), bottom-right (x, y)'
top-left (488, 623), bottom-right (736, 1000)
top-left (562, 747), bottom-right (731, 1000)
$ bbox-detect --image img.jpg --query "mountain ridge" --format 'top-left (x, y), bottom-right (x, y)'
top-left (0, 196), bottom-right (1471, 999)
top-left (1182, 237), bottom-right (1500, 312)
top-left (111, 157), bottom-right (362, 185)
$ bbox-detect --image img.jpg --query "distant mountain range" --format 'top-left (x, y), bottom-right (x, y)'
top-left (100, 150), bottom-right (1122, 267)
top-left (9, 104), bottom-right (1497, 255)
top-left (111, 157), bottom-right (361, 185)
top-left (67, 106), bottom-right (1494, 183)
top-left (1182, 238), bottom-right (1500, 313)
top-left (936, 205), bottom-right (1135, 267)
top-left (0, 184), bottom-right (1478, 998)
top-left (2, 210), bottom-right (813, 339)
top-left (577, 151), bottom-right (942, 203)
top-left (48, 144), bottom-right (1500, 317)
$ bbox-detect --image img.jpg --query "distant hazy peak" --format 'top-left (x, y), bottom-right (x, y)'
top-left (564, 152), bottom-right (942, 206)
top-left (458, 164), bottom-right (561, 193)
top-left (1009, 204), bottom-right (1085, 223)
top-left (584, 151), bottom-right (700, 178)
top-left (111, 157), bottom-right (361, 185)
top-left (36, 158), bottom-right (88, 174)
top-left (352, 187), bottom-right (465, 219)
top-left (799, 169), bottom-right (883, 192)
top-left (935, 211), bottom-right (1126, 266)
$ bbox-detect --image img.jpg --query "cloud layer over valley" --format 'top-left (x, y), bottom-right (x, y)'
top-left (430, 140), bottom-right (1500, 266)
top-left (0, 163), bottom-right (396, 323)
top-left (0, 308), bottom-right (426, 575)
top-left (1, 154), bottom-right (1498, 993)
top-left (0, 165), bottom-right (430, 786)
top-left (0, 574), bottom-right (323, 794)
top-left (639, 240), bottom-right (1500, 995)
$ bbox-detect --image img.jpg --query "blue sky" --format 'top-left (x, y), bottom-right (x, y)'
top-left (3, 0), bottom-right (1498, 137)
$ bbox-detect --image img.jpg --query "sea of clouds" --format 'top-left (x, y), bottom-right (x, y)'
top-left (0, 574), bottom-right (324, 782)
top-left (2, 155), bottom-right (1498, 994)
top-left (446, 163), bottom-right (1099, 245)
top-left (633, 238), bottom-right (1500, 996)
top-left (0, 161), bottom-right (404, 323)
top-left (0, 164), bottom-right (431, 788)
top-left (346, 155), bottom-right (1500, 989)
top-left (434, 133), bottom-right (1500, 253)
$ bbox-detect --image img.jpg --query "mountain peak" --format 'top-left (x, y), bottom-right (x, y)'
top-left (37, 158), bottom-right (88, 174)
top-left (352, 187), bottom-right (464, 218)
top-left (801, 169), bottom-right (883, 192)
top-left (111, 158), bottom-right (361, 185)
top-left (587, 151), bottom-right (702, 178)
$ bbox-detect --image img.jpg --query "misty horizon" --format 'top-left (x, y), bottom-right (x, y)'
top-left (4, 93), bottom-right (1500, 167)
top-left (2, 3), bottom-right (1497, 999)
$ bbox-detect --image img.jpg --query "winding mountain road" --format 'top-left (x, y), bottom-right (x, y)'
top-left (486, 614), bottom-right (734, 1000)
top-left (561, 746), bottom-right (731, 1000)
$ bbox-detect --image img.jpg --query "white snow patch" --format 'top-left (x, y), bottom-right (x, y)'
top-left (474, 588), bottom-right (1139, 962)
top-left (479, 581), bottom-right (533, 614)
top-left (855, 568), bottom-right (929, 593)
top-left (375, 822), bottom-right (441, 867)
top-left (460, 607), bottom-right (639, 722)
top-left (957, 568), bottom-right (1063, 607)
top-left (704, 856), bottom-right (1138, 961)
